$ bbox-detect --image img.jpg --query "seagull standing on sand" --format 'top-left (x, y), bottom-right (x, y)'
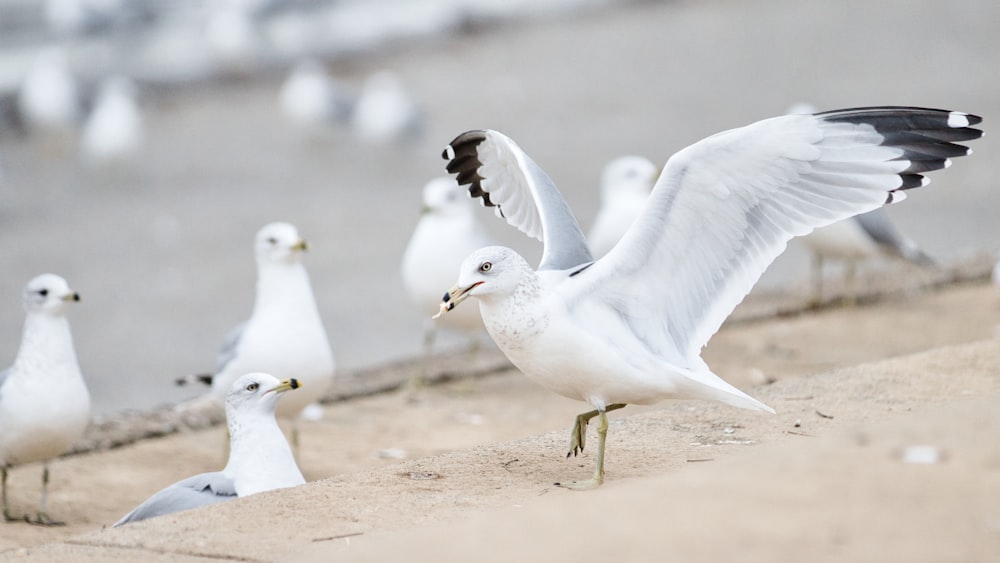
top-left (115, 373), bottom-right (304, 526)
top-left (435, 107), bottom-right (982, 489)
top-left (402, 177), bottom-right (492, 359)
top-left (81, 75), bottom-right (143, 166)
top-left (351, 70), bottom-right (421, 145)
top-left (0, 274), bottom-right (90, 524)
top-left (180, 222), bottom-right (335, 448)
top-left (279, 58), bottom-right (352, 139)
top-left (800, 206), bottom-right (936, 305)
top-left (18, 47), bottom-right (80, 140)
top-left (587, 156), bottom-right (658, 258)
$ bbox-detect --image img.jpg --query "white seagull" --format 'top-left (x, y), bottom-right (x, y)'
top-left (179, 222), bottom-right (335, 448)
top-left (115, 373), bottom-right (304, 526)
top-left (351, 70), bottom-right (421, 145)
top-left (0, 274), bottom-right (90, 524)
top-left (18, 47), bottom-right (80, 140)
top-left (435, 107), bottom-right (982, 488)
top-left (800, 206), bottom-right (936, 305)
top-left (278, 58), bottom-right (352, 139)
top-left (587, 155), bottom-right (658, 258)
top-left (402, 177), bottom-right (492, 359)
top-left (81, 75), bottom-right (143, 166)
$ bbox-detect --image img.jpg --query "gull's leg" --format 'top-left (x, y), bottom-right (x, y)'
top-left (557, 404), bottom-right (625, 490)
top-left (30, 463), bottom-right (64, 526)
top-left (2, 466), bottom-right (17, 522)
top-left (405, 321), bottom-right (437, 395)
top-left (809, 252), bottom-right (824, 306)
top-left (844, 259), bottom-right (858, 306)
top-left (291, 420), bottom-right (301, 457)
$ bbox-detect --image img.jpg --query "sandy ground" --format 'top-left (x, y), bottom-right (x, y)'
top-left (1, 280), bottom-right (998, 560)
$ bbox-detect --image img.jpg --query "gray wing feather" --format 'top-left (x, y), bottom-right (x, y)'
top-left (853, 208), bottom-right (935, 265)
top-left (0, 367), bottom-right (10, 403)
top-left (215, 321), bottom-right (248, 374)
top-left (113, 472), bottom-right (236, 527)
top-left (443, 130), bottom-right (594, 271)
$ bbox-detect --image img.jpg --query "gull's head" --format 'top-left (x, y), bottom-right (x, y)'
top-left (420, 176), bottom-right (471, 218)
top-left (23, 273), bottom-right (79, 315)
top-left (226, 372), bottom-right (301, 416)
top-left (600, 155), bottom-right (658, 202)
top-left (255, 222), bottom-right (308, 264)
top-left (433, 246), bottom-right (530, 318)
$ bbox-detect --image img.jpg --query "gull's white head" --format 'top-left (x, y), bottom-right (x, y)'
top-left (255, 222), bottom-right (308, 264)
top-left (226, 372), bottom-right (301, 417)
top-left (420, 176), bottom-right (472, 218)
top-left (434, 246), bottom-right (531, 317)
top-left (600, 156), bottom-right (657, 202)
top-left (23, 274), bottom-right (79, 316)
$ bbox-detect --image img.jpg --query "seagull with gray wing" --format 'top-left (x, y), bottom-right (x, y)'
top-left (1, 274), bottom-right (89, 525)
top-left (115, 373), bottom-right (304, 526)
top-left (435, 107), bottom-right (982, 489)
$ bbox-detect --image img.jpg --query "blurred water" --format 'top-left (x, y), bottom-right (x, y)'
top-left (0, 0), bottom-right (997, 415)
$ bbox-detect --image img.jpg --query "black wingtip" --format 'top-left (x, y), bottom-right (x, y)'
top-left (442, 130), bottom-right (496, 208)
top-left (175, 373), bottom-right (214, 387)
top-left (819, 107), bottom-right (982, 191)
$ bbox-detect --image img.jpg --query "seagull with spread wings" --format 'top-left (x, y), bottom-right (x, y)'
top-left (434, 107), bottom-right (982, 489)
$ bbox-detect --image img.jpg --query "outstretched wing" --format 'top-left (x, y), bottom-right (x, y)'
top-left (443, 130), bottom-right (593, 271)
top-left (576, 107), bottom-right (981, 360)
top-left (113, 472), bottom-right (236, 527)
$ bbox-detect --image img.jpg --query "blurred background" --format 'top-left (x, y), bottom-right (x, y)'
top-left (0, 0), bottom-right (996, 415)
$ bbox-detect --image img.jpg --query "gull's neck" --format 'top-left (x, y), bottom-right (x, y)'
top-left (224, 406), bottom-right (304, 496)
top-left (13, 312), bottom-right (80, 379)
top-left (253, 259), bottom-right (318, 319)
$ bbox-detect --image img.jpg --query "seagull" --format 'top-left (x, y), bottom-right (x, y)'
top-left (434, 107), bottom-right (982, 488)
top-left (278, 58), bottom-right (352, 139)
top-left (401, 177), bottom-right (492, 362)
top-left (80, 75), bottom-right (143, 166)
top-left (115, 373), bottom-right (304, 526)
top-left (17, 47), bottom-right (81, 142)
top-left (351, 70), bottom-right (421, 145)
top-left (800, 206), bottom-right (936, 305)
top-left (0, 274), bottom-right (90, 525)
top-left (587, 155), bottom-right (658, 258)
top-left (178, 222), bottom-right (335, 449)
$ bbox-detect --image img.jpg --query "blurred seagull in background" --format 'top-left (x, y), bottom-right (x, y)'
top-left (800, 207), bottom-right (936, 305)
top-left (18, 47), bottom-right (81, 145)
top-left (115, 373), bottom-right (304, 526)
top-left (0, 274), bottom-right (90, 525)
top-left (81, 75), bottom-right (143, 166)
top-left (278, 58), bottom-right (353, 140)
top-left (436, 107), bottom-right (982, 489)
top-left (401, 177), bottom-right (492, 374)
top-left (587, 156), bottom-right (658, 258)
top-left (177, 222), bottom-right (335, 449)
top-left (351, 70), bottom-right (421, 145)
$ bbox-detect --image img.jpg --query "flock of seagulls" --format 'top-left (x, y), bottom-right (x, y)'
top-left (0, 105), bottom-right (983, 525)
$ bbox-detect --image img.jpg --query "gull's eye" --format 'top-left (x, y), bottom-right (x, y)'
top-left (38, 289), bottom-right (49, 297)
top-left (479, 261), bottom-right (492, 273)
top-left (267, 237), bottom-right (278, 245)
top-left (246, 382), bottom-right (259, 392)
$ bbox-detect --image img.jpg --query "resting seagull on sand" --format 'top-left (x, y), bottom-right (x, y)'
top-left (115, 373), bottom-right (304, 526)
top-left (435, 107), bottom-right (982, 489)
top-left (0, 274), bottom-right (89, 525)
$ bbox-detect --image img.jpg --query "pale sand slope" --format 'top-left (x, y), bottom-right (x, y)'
top-left (4, 282), bottom-right (999, 561)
